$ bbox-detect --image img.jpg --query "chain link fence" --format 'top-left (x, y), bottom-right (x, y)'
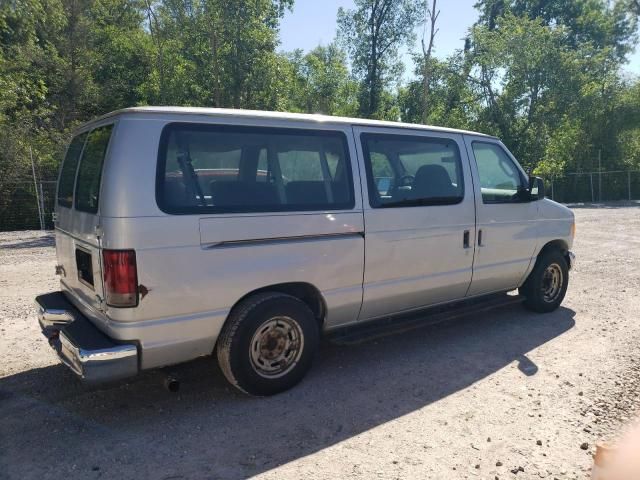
top-left (547, 171), bottom-right (640, 204)
top-left (1, 171), bottom-right (640, 232)
top-left (0, 181), bottom-right (57, 231)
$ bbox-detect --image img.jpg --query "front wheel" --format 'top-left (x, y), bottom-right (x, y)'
top-left (216, 292), bottom-right (319, 396)
top-left (520, 250), bottom-right (569, 313)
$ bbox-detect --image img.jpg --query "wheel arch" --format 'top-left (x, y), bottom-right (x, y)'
top-left (538, 239), bottom-right (569, 257)
top-left (521, 239), bottom-right (571, 287)
top-left (228, 282), bottom-right (327, 327)
top-left (537, 239), bottom-right (573, 270)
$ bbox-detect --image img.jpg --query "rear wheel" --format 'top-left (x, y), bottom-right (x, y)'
top-left (216, 292), bottom-right (319, 396)
top-left (520, 250), bottom-right (569, 313)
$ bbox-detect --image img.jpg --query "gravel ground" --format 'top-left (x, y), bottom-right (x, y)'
top-left (1, 205), bottom-right (639, 480)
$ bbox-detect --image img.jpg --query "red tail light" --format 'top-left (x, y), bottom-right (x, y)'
top-left (103, 249), bottom-right (138, 307)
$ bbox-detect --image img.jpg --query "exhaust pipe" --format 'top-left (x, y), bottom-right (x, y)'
top-left (163, 374), bottom-right (180, 393)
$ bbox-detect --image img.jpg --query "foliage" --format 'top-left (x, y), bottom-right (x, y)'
top-left (337, 0), bottom-right (424, 119)
top-left (286, 43), bottom-right (359, 116)
top-left (0, 0), bottom-right (639, 196)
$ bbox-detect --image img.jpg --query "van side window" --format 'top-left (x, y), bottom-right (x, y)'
top-left (471, 142), bottom-right (525, 204)
top-left (361, 133), bottom-right (464, 208)
top-left (157, 124), bottom-right (354, 214)
top-left (57, 133), bottom-right (88, 208)
top-left (75, 125), bottom-right (113, 213)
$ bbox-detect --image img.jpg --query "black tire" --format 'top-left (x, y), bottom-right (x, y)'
top-left (216, 292), bottom-right (319, 396)
top-left (520, 249), bottom-right (569, 313)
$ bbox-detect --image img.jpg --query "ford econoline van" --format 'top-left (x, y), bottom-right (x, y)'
top-left (36, 107), bottom-right (575, 396)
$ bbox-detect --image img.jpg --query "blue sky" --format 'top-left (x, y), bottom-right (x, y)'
top-left (279, 0), bottom-right (640, 78)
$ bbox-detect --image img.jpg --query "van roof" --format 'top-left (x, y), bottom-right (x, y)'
top-left (81, 106), bottom-right (497, 139)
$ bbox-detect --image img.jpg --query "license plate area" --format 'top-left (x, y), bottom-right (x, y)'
top-left (75, 247), bottom-right (94, 289)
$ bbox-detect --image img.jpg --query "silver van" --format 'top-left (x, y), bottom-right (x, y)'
top-left (36, 107), bottom-right (575, 395)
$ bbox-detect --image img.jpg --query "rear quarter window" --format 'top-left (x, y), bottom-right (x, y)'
top-left (75, 125), bottom-right (114, 213)
top-left (157, 123), bottom-right (355, 214)
top-left (57, 133), bottom-right (87, 208)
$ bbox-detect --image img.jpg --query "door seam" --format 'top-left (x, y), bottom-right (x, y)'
top-left (462, 134), bottom-right (478, 297)
top-left (350, 125), bottom-right (367, 322)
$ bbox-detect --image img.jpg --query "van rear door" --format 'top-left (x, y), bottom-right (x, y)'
top-left (55, 124), bottom-right (114, 317)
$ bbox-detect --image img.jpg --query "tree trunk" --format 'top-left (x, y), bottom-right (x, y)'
top-left (207, 2), bottom-right (222, 107)
top-left (145, 0), bottom-right (166, 105)
top-left (421, 0), bottom-right (438, 124)
top-left (366, 1), bottom-right (380, 117)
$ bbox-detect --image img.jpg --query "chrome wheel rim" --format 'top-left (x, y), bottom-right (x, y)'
top-left (541, 263), bottom-right (563, 303)
top-left (249, 316), bottom-right (304, 378)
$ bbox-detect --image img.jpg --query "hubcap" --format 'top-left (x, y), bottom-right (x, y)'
top-left (249, 316), bottom-right (304, 378)
top-left (541, 263), bottom-right (563, 303)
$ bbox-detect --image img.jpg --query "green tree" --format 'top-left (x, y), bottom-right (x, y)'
top-left (475, 0), bottom-right (638, 57)
top-left (287, 43), bottom-right (359, 115)
top-left (419, 0), bottom-right (439, 123)
top-left (399, 52), bottom-right (479, 130)
top-left (465, 1), bottom-right (638, 175)
top-left (89, 0), bottom-right (153, 113)
top-left (2, 0), bottom-right (640, 226)
top-left (0, 0), bottom-right (66, 181)
top-left (616, 79), bottom-right (640, 169)
top-left (337, 0), bottom-right (424, 118)
top-left (143, 0), bottom-right (293, 109)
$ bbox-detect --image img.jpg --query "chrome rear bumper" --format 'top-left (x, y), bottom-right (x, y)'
top-left (36, 292), bottom-right (138, 384)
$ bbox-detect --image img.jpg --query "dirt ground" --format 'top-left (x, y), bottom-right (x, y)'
top-left (1, 205), bottom-right (639, 480)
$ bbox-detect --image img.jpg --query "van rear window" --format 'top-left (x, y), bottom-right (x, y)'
top-left (157, 123), bottom-right (354, 214)
top-left (75, 125), bottom-right (113, 213)
top-left (57, 133), bottom-right (87, 207)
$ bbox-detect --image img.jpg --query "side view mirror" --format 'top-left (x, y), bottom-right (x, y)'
top-left (528, 176), bottom-right (545, 200)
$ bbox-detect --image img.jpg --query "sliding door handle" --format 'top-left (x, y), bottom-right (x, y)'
top-left (463, 230), bottom-right (470, 248)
